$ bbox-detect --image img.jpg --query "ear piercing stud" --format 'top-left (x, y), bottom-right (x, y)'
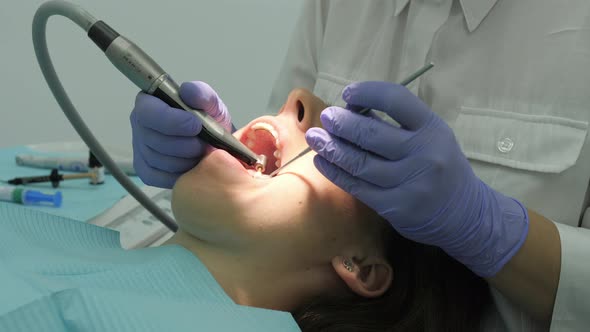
top-left (343, 258), bottom-right (354, 272)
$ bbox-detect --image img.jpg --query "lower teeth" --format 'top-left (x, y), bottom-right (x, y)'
top-left (248, 169), bottom-right (271, 179)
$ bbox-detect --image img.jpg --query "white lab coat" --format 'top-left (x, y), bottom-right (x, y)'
top-left (268, 0), bottom-right (590, 330)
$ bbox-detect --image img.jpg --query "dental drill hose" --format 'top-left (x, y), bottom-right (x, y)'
top-left (32, 1), bottom-right (178, 231)
top-left (34, 1), bottom-right (270, 231)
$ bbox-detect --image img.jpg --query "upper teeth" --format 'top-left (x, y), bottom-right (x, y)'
top-left (251, 122), bottom-right (281, 148)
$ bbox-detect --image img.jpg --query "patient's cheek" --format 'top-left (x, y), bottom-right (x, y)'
top-left (323, 185), bottom-right (376, 226)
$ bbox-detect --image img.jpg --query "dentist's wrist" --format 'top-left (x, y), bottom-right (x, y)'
top-left (446, 184), bottom-right (530, 277)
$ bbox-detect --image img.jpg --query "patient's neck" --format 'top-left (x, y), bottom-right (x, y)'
top-left (163, 229), bottom-right (336, 311)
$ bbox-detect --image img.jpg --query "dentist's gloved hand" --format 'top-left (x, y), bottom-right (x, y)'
top-left (130, 81), bottom-right (232, 189)
top-left (306, 81), bottom-right (529, 277)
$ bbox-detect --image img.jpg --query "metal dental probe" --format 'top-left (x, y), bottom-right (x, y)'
top-left (268, 62), bottom-right (434, 177)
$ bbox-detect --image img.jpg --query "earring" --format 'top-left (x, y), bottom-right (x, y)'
top-left (343, 258), bottom-right (354, 272)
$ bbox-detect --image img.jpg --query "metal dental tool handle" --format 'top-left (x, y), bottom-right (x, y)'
top-left (268, 62), bottom-right (434, 177)
top-left (87, 21), bottom-right (267, 171)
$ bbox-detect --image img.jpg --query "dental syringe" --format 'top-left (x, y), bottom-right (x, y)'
top-left (268, 62), bottom-right (434, 177)
top-left (0, 186), bottom-right (62, 207)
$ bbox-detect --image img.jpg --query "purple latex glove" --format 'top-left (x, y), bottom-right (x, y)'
top-left (130, 81), bottom-right (232, 188)
top-left (306, 81), bottom-right (529, 277)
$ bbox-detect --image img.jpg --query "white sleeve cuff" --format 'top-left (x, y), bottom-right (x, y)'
top-left (550, 222), bottom-right (590, 331)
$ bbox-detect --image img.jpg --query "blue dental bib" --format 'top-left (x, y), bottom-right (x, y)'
top-left (0, 203), bottom-right (299, 331)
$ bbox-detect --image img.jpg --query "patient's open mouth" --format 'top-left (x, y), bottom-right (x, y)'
top-left (240, 122), bottom-right (282, 175)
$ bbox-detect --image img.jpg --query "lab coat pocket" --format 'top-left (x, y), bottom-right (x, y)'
top-left (453, 106), bottom-right (588, 173)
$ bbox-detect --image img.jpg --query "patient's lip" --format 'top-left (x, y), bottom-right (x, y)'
top-left (239, 116), bottom-right (291, 173)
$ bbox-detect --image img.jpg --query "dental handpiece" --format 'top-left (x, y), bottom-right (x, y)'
top-left (268, 62), bottom-right (434, 177)
top-left (87, 21), bottom-right (267, 172)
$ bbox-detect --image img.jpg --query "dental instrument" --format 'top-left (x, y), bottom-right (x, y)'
top-left (88, 152), bottom-right (105, 185)
top-left (15, 154), bottom-right (135, 175)
top-left (268, 62), bottom-right (435, 177)
top-left (0, 185), bottom-right (62, 207)
top-left (5, 168), bottom-right (99, 188)
top-left (85, 21), bottom-right (266, 171)
top-left (32, 1), bottom-right (265, 232)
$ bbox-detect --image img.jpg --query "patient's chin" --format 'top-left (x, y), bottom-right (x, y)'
top-left (171, 148), bottom-right (299, 236)
top-left (171, 177), bottom-right (237, 233)
top-left (171, 151), bottom-right (259, 222)
top-left (178, 150), bottom-right (251, 191)
top-left (200, 150), bottom-right (249, 178)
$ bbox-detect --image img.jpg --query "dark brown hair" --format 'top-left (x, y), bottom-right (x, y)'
top-left (293, 225), bottom-right (491, 331)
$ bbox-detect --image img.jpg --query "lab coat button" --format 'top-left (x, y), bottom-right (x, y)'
top-left (497, 137), bottom-right (514, 153)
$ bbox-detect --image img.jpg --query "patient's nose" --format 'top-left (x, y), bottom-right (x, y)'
top-left (284, 88), bottom-right (327, 131)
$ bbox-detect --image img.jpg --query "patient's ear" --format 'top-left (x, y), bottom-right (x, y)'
top-left (331, 256), bottom-right (393, 298)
